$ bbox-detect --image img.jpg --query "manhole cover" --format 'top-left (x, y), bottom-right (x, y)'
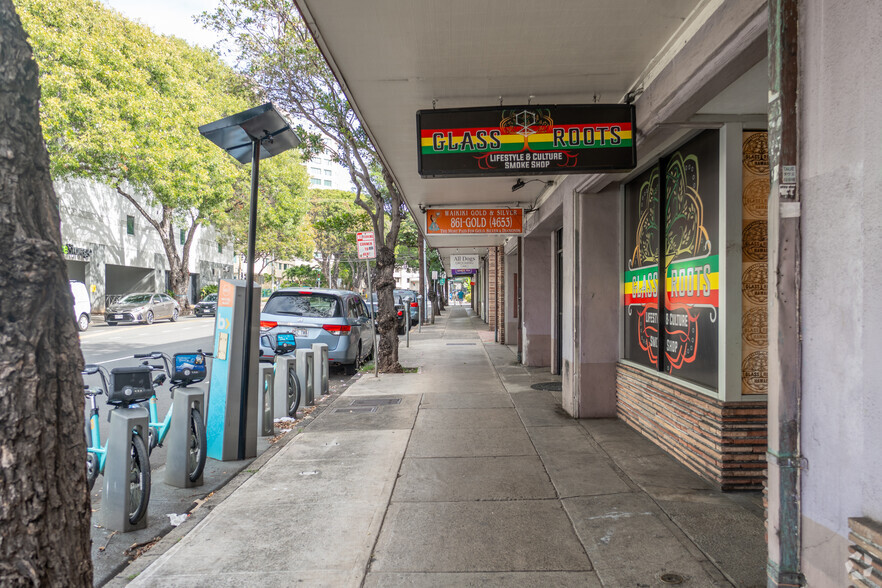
top-left (531, 382), bottom-right (562, 391)
top-left (350, 398), bottom-right (402, 406)
top-left (660, 573), bottom-right (685, 585)
top-left (334, 406), bottom-right (377, 414)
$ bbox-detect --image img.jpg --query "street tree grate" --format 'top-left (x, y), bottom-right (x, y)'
top-left (334, 406), bottom-right (378, 414)
top-left (531, 382), bottom-right (562, 392)
top-left (350, 398), bottom-right (402, 406)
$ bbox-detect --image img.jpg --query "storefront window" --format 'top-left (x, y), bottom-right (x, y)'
top-left (623, 130), bottom-right (719, 389)
top-left (623, 164), bottom-right (660, 371)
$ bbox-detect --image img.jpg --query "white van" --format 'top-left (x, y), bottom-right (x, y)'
top-left (70, 280), bottom-right (91, 331)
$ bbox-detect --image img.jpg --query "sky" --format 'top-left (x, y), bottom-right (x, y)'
top-left (100, 0), bottom-right (222, 48)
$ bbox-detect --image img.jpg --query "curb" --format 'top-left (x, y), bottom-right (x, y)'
top-left (105, 374), bottom-right (359, 586)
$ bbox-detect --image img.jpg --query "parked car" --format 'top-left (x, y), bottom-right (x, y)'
top-left (194, 292), bottom-right (218, 317)
top-left (394, 289), bottom-right (421, 326)
top-left (259, 288), bottom-right (373, 375)
top-left (106, 292), bottom-right (180, 326)
top-left (370, 293), bottom-right (408, 335)
top-left (70, 280), bottom-right (91, 331)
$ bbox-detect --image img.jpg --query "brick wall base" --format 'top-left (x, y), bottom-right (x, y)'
top-left (616, 363), bottom-right (767, 491)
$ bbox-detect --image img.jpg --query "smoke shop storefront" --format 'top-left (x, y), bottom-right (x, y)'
top-left (617, 126), bottom-right (769, 490)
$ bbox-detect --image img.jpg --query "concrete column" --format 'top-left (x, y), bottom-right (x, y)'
top-left (497, 246), bottom-right (506, 343)
top-left (487, 248), bottom-right (497, 327)
top-left (561, 192), bottom-right (579, 416)
top-left (576, 187), bottom-right (620, 418)
top-left (504, 245), bottom-right (518, 348)
top-left (522, 236), bottom-right (552, 367)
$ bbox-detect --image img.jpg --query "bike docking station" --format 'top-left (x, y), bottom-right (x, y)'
top-left (258, 365), bottom-right (274, 437)
top-left (164, 354), bottom-right (208, 488)
top-left (296, 348), bottom-right (315, 406)
top-left (312, 343), bottom-right (329, 396)
top-left (102, 367), bottom-right (153, 532)
top-left (273, 354), bottom-right (297, 419)
top-left (206, 279), bottom-right (261, 461)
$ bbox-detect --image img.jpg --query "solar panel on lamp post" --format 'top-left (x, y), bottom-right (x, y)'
top-left (199, 103), bottom-right (302, 460)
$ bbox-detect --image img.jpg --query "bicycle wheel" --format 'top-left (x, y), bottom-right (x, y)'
top-left (287, 366), bottom-right (301, 417)
top-left (128, 434), bottom-right (151, 525)
top-left (187, 408), bottom-right (207, 482)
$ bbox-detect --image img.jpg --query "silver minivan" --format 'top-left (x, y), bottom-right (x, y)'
top-left (259, 288), bottom-right (374, 375)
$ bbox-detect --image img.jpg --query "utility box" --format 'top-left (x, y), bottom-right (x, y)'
top-left (206, 279), bottom-right (260, 461)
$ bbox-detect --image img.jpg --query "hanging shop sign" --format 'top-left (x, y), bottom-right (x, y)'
top-left (426, 208), bottom-right (522, 235)
top-left (416, 104), bottom-right (636, 178)
top-left (451, 269), bottom-right (476, 276)
top-left (450, 254), bottom-right (479, 271)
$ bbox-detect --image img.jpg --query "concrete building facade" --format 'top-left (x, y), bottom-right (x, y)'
top-left (58, 179), bottom-right (235, 313)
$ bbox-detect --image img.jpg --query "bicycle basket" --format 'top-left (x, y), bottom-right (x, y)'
top-left (107, 366), bottom-right (154, 406)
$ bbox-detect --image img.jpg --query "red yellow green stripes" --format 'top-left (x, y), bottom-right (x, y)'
top-left (623, 255), bottom-right (719, 307)
top-left (420, 123), bottom-right (633, 155)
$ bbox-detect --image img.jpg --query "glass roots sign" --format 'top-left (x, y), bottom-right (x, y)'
top-left (417, 104), bottom-right (636, 178)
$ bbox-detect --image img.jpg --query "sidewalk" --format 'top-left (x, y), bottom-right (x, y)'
top-left (118, 306), bottom-right (765, 587)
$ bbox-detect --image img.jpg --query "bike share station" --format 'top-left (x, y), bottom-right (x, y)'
top-left (92, 104), bottom-right (337, 533)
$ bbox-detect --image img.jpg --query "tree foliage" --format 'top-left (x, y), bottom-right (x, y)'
top-left (214, 153), bottom-right (313, 273)
top-left (308, 189), bottom-right (370, 289)
top-left (200, 0), bottom-right (407, 371)
top-left (17, 0), bottom-right (312, 305)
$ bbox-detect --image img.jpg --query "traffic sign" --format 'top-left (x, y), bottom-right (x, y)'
top-left (356, 231), bottom-right (376, 259)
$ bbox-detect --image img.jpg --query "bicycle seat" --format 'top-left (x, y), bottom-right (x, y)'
top-left (84, 388), bottom-right (104, 397)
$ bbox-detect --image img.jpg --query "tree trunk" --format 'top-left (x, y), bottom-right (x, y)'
top-left (374, 245), bottom-right (401, 372)
top-left (0, 2), bottom-right (93, 583)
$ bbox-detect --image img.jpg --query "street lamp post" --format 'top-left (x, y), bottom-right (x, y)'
top-left (199, 103), bottom-right (301, 460)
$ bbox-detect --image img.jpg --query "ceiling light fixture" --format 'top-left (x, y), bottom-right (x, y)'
top-left (512, 178), bottom-right (554, 192)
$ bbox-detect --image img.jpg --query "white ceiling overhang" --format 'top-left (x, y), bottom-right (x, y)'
top-left (294, 0), bottom-right (767, 266)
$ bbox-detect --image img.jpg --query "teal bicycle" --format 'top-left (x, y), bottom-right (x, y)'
top-left (83, 364), bottom-right (153, 524)
top-left (133, 351), bottom-right (208, 483)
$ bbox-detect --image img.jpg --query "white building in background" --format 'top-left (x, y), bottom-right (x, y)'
top-left (58, 179), bottom-right (235, 312)
top-left (394, 267), bottom-right (420, 290)
top-left (306, 154), bottom-right (356, 191)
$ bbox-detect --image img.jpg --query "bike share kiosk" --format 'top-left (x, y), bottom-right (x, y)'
top-left (206, 279), bottom-right (260, 460)
top-left (165, 354), bottom-right (207, 488)
top-left (103, 367), bottom-right (152, 532)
